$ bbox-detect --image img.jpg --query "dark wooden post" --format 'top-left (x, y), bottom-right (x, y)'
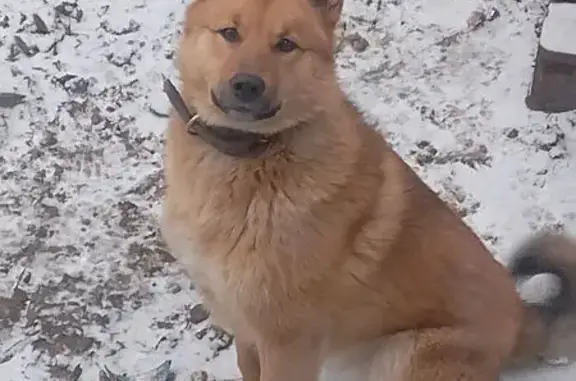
top-left (526, 0), bottom-right (576, 113)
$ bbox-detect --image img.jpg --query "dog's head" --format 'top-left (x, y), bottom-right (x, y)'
top-left (178, 0), bottom-right (343, 133)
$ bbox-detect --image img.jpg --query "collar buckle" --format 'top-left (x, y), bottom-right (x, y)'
top-left (186, 114), bottom-right (201, 135)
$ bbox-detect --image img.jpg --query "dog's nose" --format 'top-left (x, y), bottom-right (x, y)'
top-left (230, 73), bottom-right (265, 103)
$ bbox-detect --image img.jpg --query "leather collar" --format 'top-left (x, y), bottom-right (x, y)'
top-left (163, 78), bottom-right (277, 158)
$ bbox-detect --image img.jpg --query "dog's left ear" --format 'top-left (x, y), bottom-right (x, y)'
top-left (310, 0), bottom-right (343, 29)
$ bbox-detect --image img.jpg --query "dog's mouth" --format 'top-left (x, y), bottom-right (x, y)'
top-left (211, 90), bottom-right (281, 122)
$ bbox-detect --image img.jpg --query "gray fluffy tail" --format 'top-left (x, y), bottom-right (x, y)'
top-left (507, 231), bottom-right (576, 367)
top-left (509, 232), bottom-right (576, 317)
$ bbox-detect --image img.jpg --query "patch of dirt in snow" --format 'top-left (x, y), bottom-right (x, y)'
top-left (0, 0), bottom-right (575, 380)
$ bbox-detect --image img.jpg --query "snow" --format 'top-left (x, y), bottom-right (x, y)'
top-left (0, 0), bottom-right (575, 380)
top-left (540, 3), bottom-right (576, 55)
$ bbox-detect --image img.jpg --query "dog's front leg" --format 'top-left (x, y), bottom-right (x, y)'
top-left (258, 332), bottom-right (323, 381)
top-left (236, 336), bottom-right (260, 381)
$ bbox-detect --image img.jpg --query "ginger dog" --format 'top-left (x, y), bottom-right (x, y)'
top-left (161, 0), bottom-right (576, 380)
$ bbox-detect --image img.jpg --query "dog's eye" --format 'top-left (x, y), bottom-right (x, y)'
top-left (275, 38), bottom-right (298, 53)
top-left (218, 27), bottom-right (240, 43)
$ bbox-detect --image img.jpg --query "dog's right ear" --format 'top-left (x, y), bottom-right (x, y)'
top-left (310, 0), bottom-right (343, 29)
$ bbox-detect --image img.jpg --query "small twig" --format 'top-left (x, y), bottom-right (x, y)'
top-left (13, 268), bottom-right (28, 292)
top-left (149, 106), bottom-right (169, 118)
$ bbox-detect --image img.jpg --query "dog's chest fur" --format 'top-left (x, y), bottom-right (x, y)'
top-left (161, 149), bottom-right (353, 329)
top-left (161, 194), bottom-right (282, 327)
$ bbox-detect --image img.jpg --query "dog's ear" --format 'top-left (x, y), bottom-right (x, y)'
top-left (310, 0), bottom-right (343, 29)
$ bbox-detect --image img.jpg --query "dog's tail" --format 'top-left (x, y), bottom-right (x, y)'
top-left (507, 231), bottom-right (576, 368)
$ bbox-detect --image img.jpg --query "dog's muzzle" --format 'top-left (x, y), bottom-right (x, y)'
top-left (212, 72), bottom-right (281, 121)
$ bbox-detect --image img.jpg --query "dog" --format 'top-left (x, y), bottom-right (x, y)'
top-left (160, 0), bottom-right (576, 380)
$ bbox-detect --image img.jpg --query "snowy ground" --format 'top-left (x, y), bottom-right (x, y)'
top-left (1, 0), bottom-right (575, 380)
